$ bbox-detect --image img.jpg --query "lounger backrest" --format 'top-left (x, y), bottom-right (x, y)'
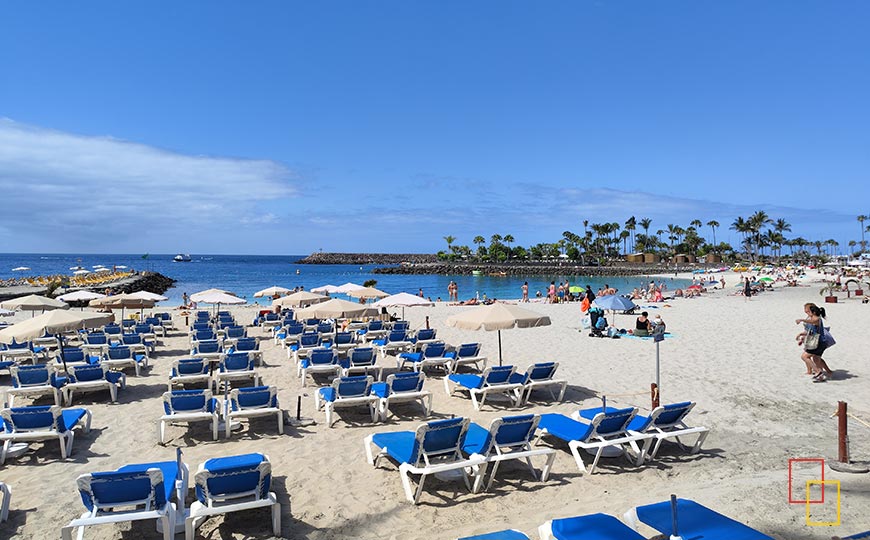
top-left (135, 324), bottom-right (152, 334)
top-left (387, 330), bottom-right (406, 343)
top-left (107, 346), bottom-right (132, 360)
top-left (483, 365), bottom-right (516, 386)
top-left (387, 371), bottom-right (425, 394)
top-left (78, 468), bottom-right (166, 511)
top-left (316, 323), bottom-right (334, 334)
top-left (122, 319), bottom-right (136, 328)
top-left (285, 323), bottom-right (304, 335)
top-left (299, 333), bottom-right (320, 347)
top-left (11, 364), bottom-right (51, 387)
top-left (334, 332), bottom-right (353, 344)
top-left (164, 389), bottom-right (215, 414)
top-left (231, 386), bottom-right (277, 409)
top-left (70, 364), bottom-right (109, 382)
top-left (174, 359), bottom-right (208, 376)
top-left (195, 454), bottom-right (271, 504)
top-left (195, 330), bottom-right (216, 341)
top-left (350, 347), bottom-right (375, 366)
top-left (415, 417), bottom-right (470, 466)
top-left (1, 405), bottom-right (62, 432)
top-left (225, 326), bottom-right (246, 339)
top-left (196, 340), bottom-right (221, 354)
top-left (333, 375), bottom-right (373, 398)
top-left (416, 328), bottom-right (436, 341)
top-left (264, 313), bottom-right (279, 321)
top-left (457, 343), bottom-right (480, 357)
top-left (62, 348), bottom-right (86, 363)
top-left (104, 324), bottom-right (121, 335)
top-left (145, 317), bottom-right (161, 326)
top-left (158, 313), bottom-right (171, 321)
top-left (86, 334), bottom-right (107, 345)
top-left (526, 362), bottom-right (558, 381)
top-left (235, 337), bottom-right (258, 351)
top-left (590, 407), bottom-right (637, 437)
top-left (222, 352), bottom-right (253, 371)
top-left (192, 322), bottom-right (211, 332)
top-left (490, 414), bottom-right (539, 449)
top-left (649, 402), bottom-right (695, 429)
top-left (122, 334), bottom-right (142, 345)
top-left (393, 321), bottom-right (409, 332)
top-left (423, 342), bottom-right (446, 357)
top-left (309, 348), bottom-right (336, 366)
top-left (368, 320), bottom-right (383, 331)
top-left (303, 318), bottom-right (320, 326)
top-left (6, 340), bottom-right (28, 350)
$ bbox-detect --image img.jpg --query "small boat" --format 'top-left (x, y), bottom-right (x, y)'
top-left (471, 270), bottom-right (483, 276)
top-left (296, 269), bottom-right (301, 275)
top-left (11, 266), bottom-right (30, 272)
top-left (173, 254), bottom-right (192, 262)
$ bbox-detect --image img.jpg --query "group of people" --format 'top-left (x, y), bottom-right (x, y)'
top-left (446, 281), bottom-right (459, 302)
top-left (795, 302), bottom-right (835, 382)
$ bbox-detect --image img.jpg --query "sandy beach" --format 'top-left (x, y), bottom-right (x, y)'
top-left (1, 270), bottom-right (868, 539)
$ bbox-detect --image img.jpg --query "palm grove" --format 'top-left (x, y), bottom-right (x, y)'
top-left (438, 212), bottom-right (870, 264)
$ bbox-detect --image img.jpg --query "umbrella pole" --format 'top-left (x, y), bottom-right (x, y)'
top-left (498, 329), bottom-right (503, 366)
top-left (56, 334), bottom-right (69, 377)
top-left (655, 339), bottom-right (661, 403)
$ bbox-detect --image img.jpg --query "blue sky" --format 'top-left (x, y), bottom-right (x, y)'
top-left (1, 1), bottom-right (868, 254)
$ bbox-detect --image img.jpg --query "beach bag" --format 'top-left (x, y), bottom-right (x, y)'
top-left (595, 316), bottom-right (607, 330)
top-left (803, 329), bottom-right (820, 351)
top-left (822, 327), bottom-right (836, 348)
top-left (580, 297), bottom-right (590, 313)
top-left (581, 315), bottom-right (591, 329)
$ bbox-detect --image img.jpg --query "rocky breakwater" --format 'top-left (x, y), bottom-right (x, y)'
top-left (91, 271), bottom-right (176, 295)
top-left (373, 262), bottom-right (694, 277)
top-left (297, 252), bottom-right (438, 265)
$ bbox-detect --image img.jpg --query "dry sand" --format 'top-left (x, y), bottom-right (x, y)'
top-left (1, 270), bottom-right (869, 539)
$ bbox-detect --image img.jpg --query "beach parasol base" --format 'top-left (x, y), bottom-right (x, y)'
top-left (286, 417), bottom-right (316, 427)
top-left (434, 469), bottom-right (467, 482)
top-left (4, 442), bottom-right (29, 459)
top-left (828, 459), bottom-right (870, 474)
top-left (584, 446), bottom-right (623, 458)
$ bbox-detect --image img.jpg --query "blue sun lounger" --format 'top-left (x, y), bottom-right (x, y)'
top-left (622, 401), bottom-right (709, 460)
top-left (539, 513), bottom-right (645, 540)
top-left (459, 530), bottom-right (529, 540)
top-left (364, 417), bottom-right (485, 504)
top-left (840, 532), bottom-right (870, 539)
top-left (61, 457), bottom-right (188, 540)
top-left (623, 498), bottom-right (773, 540)
top-left (0, 405), bottom-right (92, 464)
top-left (445, 365), bottom-right (524, 410)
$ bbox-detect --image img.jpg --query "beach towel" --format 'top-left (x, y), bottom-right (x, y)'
top-left (622, 332), bottom-right (676, 341)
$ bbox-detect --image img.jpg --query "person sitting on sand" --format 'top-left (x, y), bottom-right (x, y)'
top-left (631, 311), bottom-right (651, 336)
top-left (674, 288), bottom-right (684, 297)
top-left (631, 288), bottom-right (642, 300)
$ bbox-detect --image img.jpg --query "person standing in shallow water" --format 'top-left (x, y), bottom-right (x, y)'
top-left (521, 281), bottom-right (529, 302)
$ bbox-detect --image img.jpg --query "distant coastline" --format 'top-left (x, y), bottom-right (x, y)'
top-left (297, 252), bottom-right (696, 277)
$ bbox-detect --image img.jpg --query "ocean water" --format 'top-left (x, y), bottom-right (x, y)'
top-left (0, 253), bottom-right (693, 305)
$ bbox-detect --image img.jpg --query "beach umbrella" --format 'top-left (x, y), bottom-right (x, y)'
top-left (334, 282), bottom-right (365, 293)
top-left (0, 310), bottom-right (115, 374)
top-left (372, 292), bottom-right (433, 320)
top-left (568, 286), bottom-right (585, 294)
top-left (190, 288), bottom-right (235, 303)
top-left (11, 267), bottom-right (30, 272)
top-left (446, 303), bottom-right (551, 366)
top-left (253, 286), bottom-right (292, 298)
top-left (126, 291), bottom-right (168, 302)
top-left (592, 295), bottom-right (637, 327)
top-left (56, 290), bottom-right (106, 303)
top-left (687, 284), bottom-right (702, 290)
top-left (69, 266), bottom-right (83, 271)
top-left (73, 269), bottom-right (91, 275)
top-left (116, 265), bottom-right (127, 269)
top-left (295, 298), bottom-right (378, 319)
top-left (592, 295), bottom-right (637, 311)
top-left (94, 268), bottom-right (111, 273)
top-left (346, 287), bottom-right (390, 300)
top-left (89, 294), bottom-right (157, 321)
top-left (1, 294), bottom-right (69, 316)
top-left (194, 290), bottom-right (246, 319)
top-left (311, 284), bottom-right (341, 294)
top-left (0, 308), bottom-right (14, 317)
top-left (273, 290), bottom-right (329, 308)
top-left (758, 277), bottom-right (774, 283)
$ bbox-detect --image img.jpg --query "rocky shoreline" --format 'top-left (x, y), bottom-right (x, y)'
top-left (0, 271), bottom-right (176, 302)
top-left (372, 262), bottom-right (694, 277)
top-left (297, 252), bottom-right (438, 265)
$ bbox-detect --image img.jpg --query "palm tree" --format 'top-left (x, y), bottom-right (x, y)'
top-left (730, 216), bottom-right (749, 257)
top-left (620, 230), bottom-right (630, 254)
top-left (666, 224), bottom-right (678, 253)
top-left (625, 216), bottom-right (637, 252)
top-left (503, 234), bottom-right (514, 260)
top-left (859, 215), bottom-right (868, 253)
top-left (443, 235), bottom-right (456, 254)
top-left (707, 220), bottom-right (720, 250)
top-left (690, 219), bottom-right (702, 230)
top-left (473, 235), bottom-right (486, 260)
top-left (640, 218), bottom-right (652, 238)
top-left (849, 240), bottom-right (857, 255)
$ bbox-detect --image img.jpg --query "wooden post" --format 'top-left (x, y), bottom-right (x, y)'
top-left (425, 316), bottom-right (430, 330)
top-left (838, 401), bottom-right (849, 463)
top-left (296, 396), bottom-right (302, 421)
top-left (651, 383), bottom-right (660, 409)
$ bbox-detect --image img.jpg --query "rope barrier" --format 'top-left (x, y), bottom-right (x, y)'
top-left (831, 409), bottom-right (870, 430)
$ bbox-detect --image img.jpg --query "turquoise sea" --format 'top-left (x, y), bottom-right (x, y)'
top-left (0, 254), bottom-right (692, 305)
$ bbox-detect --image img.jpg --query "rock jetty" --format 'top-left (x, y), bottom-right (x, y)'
top-left (0, 271), bottom-right (176, 302)
top-left (373, 262), bottom-right (695, 277)
top-left (297, 253), bottom-right (438, 265)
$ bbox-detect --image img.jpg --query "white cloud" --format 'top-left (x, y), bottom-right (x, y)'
top-left (0, 118), bottom-right (298, 250)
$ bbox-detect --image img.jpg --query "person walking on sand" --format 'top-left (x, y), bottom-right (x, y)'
top-left (743, 276), bottom-right (752, 301)
top-left (521, 281), bottom-right (529, 302)
top-left (795, 303), bottom-right (834, 381)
